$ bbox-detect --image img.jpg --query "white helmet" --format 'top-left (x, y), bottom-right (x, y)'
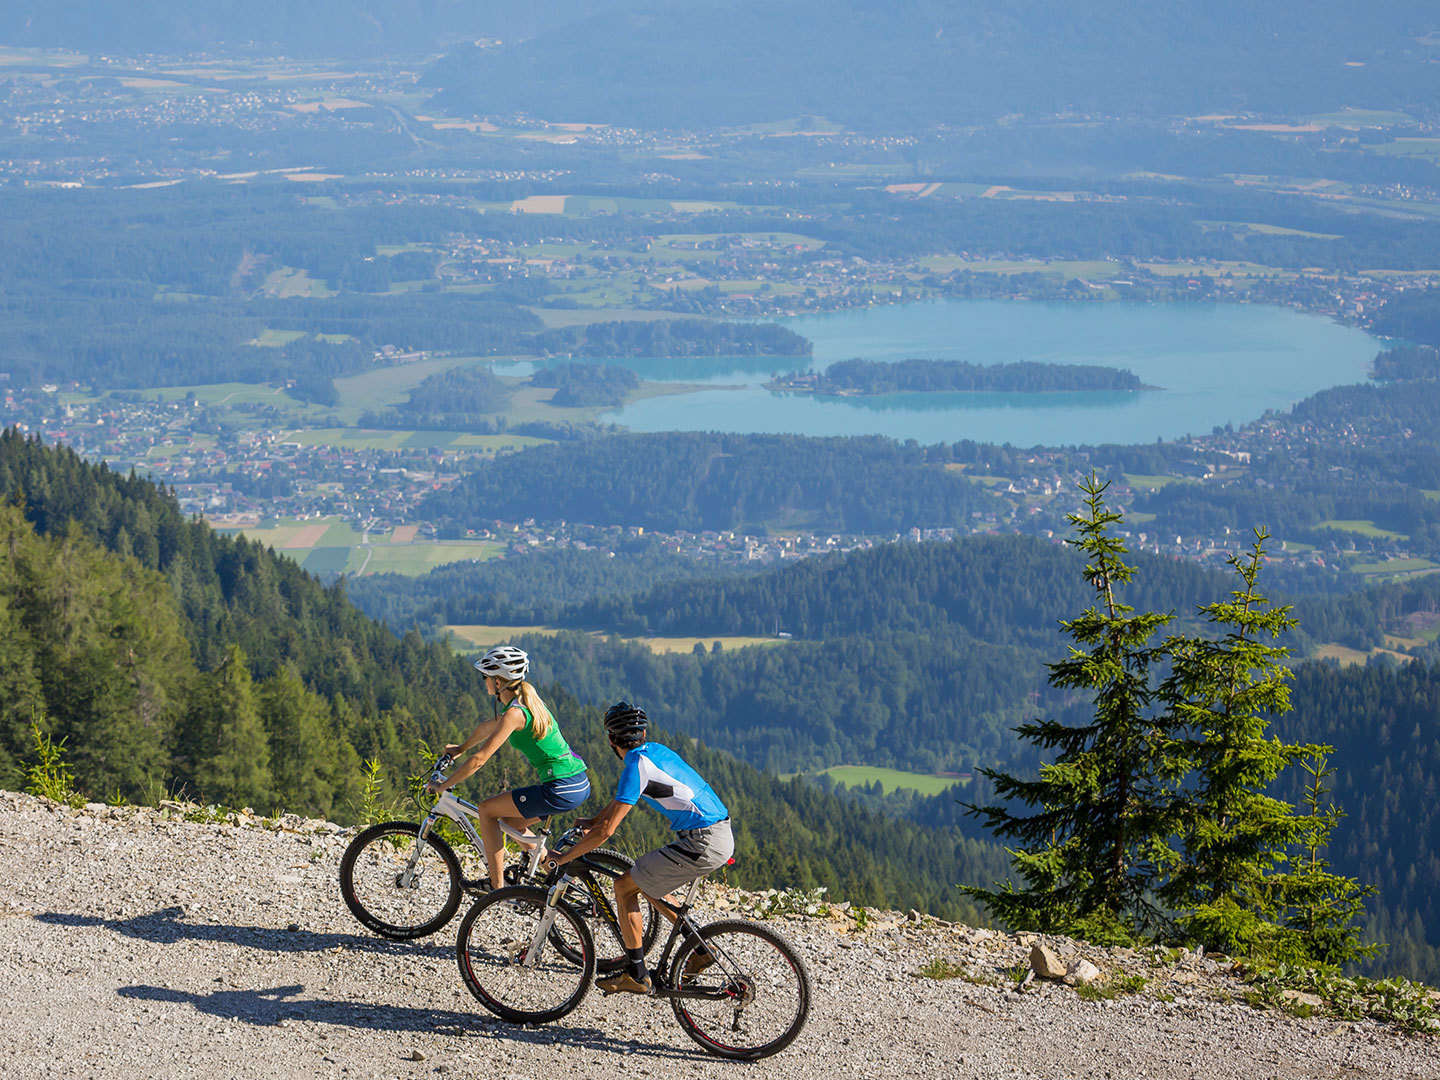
top-left (474, 645), bottom-right (529, 682)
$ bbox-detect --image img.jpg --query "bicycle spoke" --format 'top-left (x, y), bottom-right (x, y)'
top-left (457, 886), bottom-right (594, 1024)
top-left (340, 823), bottom-right (460, 939)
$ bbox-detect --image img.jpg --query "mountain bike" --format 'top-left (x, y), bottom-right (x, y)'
top-left (454, 855), bottom-right (811, 1060)
top-left (338, 755), bottom-right (658, 971)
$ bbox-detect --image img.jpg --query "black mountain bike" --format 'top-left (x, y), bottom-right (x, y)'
top-left (454, 852), bottom-right (811, 1060)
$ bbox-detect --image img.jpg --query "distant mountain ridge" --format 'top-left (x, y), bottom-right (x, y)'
top-left (6, 3), bottom-right (1437, 130)
top-left (0, 1), bottom-right (618, 57)
top-left (423, 1), bottom-right (1440, 129)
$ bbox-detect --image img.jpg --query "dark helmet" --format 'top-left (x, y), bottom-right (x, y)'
top-left (603, 700), bottom-right (648, 742)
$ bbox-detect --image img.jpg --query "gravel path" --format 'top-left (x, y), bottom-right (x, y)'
top-left (0, 792), bottom-right (1434, 1080)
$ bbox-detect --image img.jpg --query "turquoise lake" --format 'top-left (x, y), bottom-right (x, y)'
top-left (582, 301), bottom-right (1384, 447)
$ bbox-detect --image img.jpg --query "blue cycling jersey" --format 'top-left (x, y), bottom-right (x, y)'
top-left (614, 742), bottom-right (728, 832)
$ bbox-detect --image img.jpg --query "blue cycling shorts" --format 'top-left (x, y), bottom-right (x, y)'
top-left (512, 773), bottom-right (591, 818)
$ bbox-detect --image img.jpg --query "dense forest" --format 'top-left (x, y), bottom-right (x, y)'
top-left (770, 358), bottom-right (1145, 395)
top-left (530, 362), bottom-right (640, 407)
top-left (1369, 289), bottom-right (1440, 348)
top-left (0, 429), bottom-right (1006, 920)
top-left (419, 432), bottom-right (992, 535)
top-left (345, 543), bottom-right (757, 634)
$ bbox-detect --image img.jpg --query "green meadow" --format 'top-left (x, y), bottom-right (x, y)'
top-left (814, 765), bottom-right (969, 796)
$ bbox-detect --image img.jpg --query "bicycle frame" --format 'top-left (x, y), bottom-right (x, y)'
top-left (549, 865), bottom-right (723, 1001)
top-left (405, 760), bottom-right (549, 889)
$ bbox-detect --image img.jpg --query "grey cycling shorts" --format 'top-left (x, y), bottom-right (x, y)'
top-left (629, 819), bottom-right (734, 898)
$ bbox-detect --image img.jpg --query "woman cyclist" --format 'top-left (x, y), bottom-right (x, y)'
top-left (429, 645), bottom-right (590, 890)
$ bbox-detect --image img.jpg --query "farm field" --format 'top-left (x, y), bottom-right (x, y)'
top-left (212, 517), bottom-right (504, 576)
top-left (812, 765), bottom-right (969, 796)
top-left (147, 382), bottom-right (298, 408)
top-left (1312, 642), bottom-right (1413, 667)
top-left (443, 625), bottom-right (792, 655)
top-left (917, 256), bottom-right (1118, 278)
top-left (1124, 473), bottom-right (1184, 490)
top-left (631, 635), bottom-right (792, 654)
top-left (331, 355), bottom-right (511, 421)
top-left (1347, 557), bottom-right (1439, 580)
top-left (529, 307), bottom-right (705, 329)
top-left (280, 428), bottom-right (548, 453)
top-left (1317, 519), bottom-right (1409, 541)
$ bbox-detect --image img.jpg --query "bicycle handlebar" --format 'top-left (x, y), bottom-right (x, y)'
top-left (427, 754), bottom-right (454, 789)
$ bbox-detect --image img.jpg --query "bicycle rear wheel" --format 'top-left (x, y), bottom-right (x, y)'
top-left (456, 885), bottom-right (595, 1024)
top-left (339, 821), bottom-right (461, 939)
top-left (668, 919), bottom-right (811, 1060)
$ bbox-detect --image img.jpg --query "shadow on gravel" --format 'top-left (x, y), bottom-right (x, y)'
top-left (118, 983), bottom-right (709, 1060)
top-left (36, 907), bottom-right (452, 960)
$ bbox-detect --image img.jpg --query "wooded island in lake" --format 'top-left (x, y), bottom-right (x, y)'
top-left (766, 358), bottom-right (1150, 395)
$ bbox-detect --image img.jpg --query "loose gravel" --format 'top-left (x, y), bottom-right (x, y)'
top-left (0, 791), bottom-right (1435, 1080)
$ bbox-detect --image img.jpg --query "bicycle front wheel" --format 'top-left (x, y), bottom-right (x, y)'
top-left (456, 885), bottom-right (595, 1024)
top-left (339, 821), bottom-right (462, 939)
top-left (669, 919), bottom-right (811, 1060)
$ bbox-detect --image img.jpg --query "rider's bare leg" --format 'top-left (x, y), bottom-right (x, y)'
top-left (613, 871), bottom-right (679, 947)
top-left (475, 791), bottom-right (532, 887)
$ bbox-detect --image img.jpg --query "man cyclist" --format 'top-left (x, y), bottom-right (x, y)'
top-left (550, 700), bottom-right (733, 995)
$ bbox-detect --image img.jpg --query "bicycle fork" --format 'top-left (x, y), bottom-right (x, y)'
top-left (398, 814), bottom-right (440, 890)
top-left (512, 875), bottom-right (571, 968)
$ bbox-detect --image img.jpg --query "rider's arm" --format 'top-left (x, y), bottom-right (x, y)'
top-left (552, 799), bottom-right (633, 866)
top-left (435, 707), bottom-right (526, 792)
top-left (446, 710), bottom-right (507, 757)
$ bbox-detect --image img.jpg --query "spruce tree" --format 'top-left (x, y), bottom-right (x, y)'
top-left (965, 474), bottom-right (1182, 943)
top-left (1157, 530), bottom-right (1315, 958)
top-left (187, 645), bottom-right (276, 811)
top-left (1275, 751), bottom-right (1380, 967)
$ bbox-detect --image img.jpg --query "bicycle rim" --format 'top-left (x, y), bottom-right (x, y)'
top-left (340, 822), bottom-right (460, 939)
top-left (669, 920), bottom-right (811, 1060)
top-left (456, 885), bottom-right (595, 1024)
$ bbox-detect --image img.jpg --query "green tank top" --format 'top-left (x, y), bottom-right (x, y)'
top-left (504, 700), bottom-right (587, 783)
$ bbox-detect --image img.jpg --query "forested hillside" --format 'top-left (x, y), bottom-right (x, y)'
top-left (1279, 661), bottom-right (1440, 982)
top-left (0, 429), bottom-right (1004, 920)
top-left (343, 543), bottom-right (757, 632)
top-left (420, 433), bottom-right (991, 534)
top-left (348, 531), bottom-right (1438, 774)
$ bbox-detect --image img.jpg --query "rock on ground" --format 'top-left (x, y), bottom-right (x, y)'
top-left (0, 791), bottom-right (1435, 1080)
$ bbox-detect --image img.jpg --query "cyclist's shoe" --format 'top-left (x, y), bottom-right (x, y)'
top-left (683, 949), bottom-right (717, 977)
top-left (596, 971), bottom-right (653, 996)
top-left (462, 876), bottom-right (493, 894)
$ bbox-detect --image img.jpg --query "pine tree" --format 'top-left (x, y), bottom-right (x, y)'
top-left (1275, 751), bottom-right (1380, 967)
top-left (259, 663), bottom-right (339, 818)
top-left (1156, 529), bottom-right (1315, 957)
top-left (965, 474), bottom-right (1183, 943)
top-left (186, 645), bottom-right (275, 811)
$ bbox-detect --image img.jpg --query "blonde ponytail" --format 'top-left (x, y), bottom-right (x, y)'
top-left (509, 680), bottom-right (554, 740)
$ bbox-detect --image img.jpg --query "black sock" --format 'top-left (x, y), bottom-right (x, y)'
top-left (625, 947), bottom-right (648, 981)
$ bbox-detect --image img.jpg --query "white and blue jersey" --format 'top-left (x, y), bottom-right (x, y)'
top-left (615, 742), bottom-right (728, 832)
